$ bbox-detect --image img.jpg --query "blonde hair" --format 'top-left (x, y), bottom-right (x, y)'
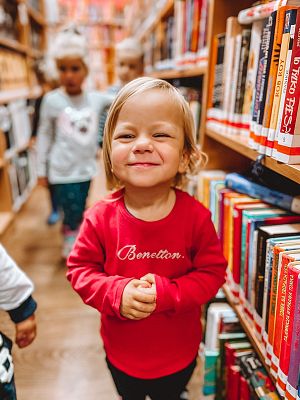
top-left (103, 77), bottom-right (206, 190)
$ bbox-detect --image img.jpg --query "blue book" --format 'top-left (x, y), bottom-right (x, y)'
top-left (225, 173), bottom-right (300, 214)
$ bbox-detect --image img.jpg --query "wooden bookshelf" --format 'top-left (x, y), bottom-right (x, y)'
top-left (206, 127), bottom-right (300, 183)
top-left (0, 0), bottom-right (45, 236)
top-left (150, 65), bottom-right (208, 79)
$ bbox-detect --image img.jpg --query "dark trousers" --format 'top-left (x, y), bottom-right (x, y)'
top-left (106, 357), bottom-right (196, 400)
top-left (51, 180), bottom-right (91, 230)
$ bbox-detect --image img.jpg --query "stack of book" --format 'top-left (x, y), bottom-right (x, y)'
top-left (199, 169), bottom-right (300, 399)
top-left (207, 2), bottom-right (300, 164)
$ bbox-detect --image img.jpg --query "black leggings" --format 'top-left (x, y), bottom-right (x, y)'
top-left (106, 357), bottom-right (196, 400)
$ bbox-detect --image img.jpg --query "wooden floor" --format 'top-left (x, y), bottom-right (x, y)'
top-left (0, 158), bottom-right (204, 400)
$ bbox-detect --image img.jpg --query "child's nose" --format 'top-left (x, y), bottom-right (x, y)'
top-left (132, 137), bottom-right (153, 153)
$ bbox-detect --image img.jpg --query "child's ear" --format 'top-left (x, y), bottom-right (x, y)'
top-left (178, 150), bottom-right (189, 173)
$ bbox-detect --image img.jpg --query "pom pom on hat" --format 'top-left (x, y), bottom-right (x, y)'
top-left (50, 25), bottom-right (88, 66)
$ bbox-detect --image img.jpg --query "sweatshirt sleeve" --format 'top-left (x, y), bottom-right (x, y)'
top-left (0, 244), bottom-right (37, 322)
top-left (154, 210), bottom-right (227, 314)
top-left (66, 214), bottom-right (133, 319)
top-left (36, 94), bottom-right (55, 177)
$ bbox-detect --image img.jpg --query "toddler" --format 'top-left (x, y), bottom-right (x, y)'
top-left (67, 77), bottom-right (227, 399)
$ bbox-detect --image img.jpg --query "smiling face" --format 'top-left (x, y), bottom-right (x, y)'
top-left (111, 88), bottom-right (187, 190)
top-left (56, 57), bottom-right (88, 95)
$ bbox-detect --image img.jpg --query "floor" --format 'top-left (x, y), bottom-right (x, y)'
top-left (0, 157), bottom-right (204, 400)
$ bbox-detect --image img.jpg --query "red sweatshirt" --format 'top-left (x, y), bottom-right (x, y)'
top-left (67, 189), bottom-right (227, 379)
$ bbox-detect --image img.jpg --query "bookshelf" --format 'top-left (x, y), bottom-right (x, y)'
top-left (0, 0), bottom-right (46, 235)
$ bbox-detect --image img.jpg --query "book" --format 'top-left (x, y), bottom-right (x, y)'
top-left (277, 261), bottom-right (300, 396)
top-left (255, 224), bottom-right (300, 342)
top-left (239, 351), bottom-right (280, 399)
top-left (202, 349), bottom-right (219, 396)
top-left (250, 13), bottom-right (277, 150)
top-left (242, 20), bottom-right (264, 132)
top-left (225, 172), bottom-right (300, 214)
top-left (267, 8), bottom-right (298, 156)
top-left (262, 237), bottom-right (300, 355)
top-left (276, 8), bottom-right (300, 164)
top-left (266, 238), bottom-right (300, 365)
top-left (227, 365), bottom-right (241, 400)
top-left (271, 250), bottom-right (300, 378)
top-left (260, 5), bottom-right (297, 154)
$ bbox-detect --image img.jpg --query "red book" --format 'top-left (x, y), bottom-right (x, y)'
top-left (271, 251), bottom-right (300, 378)
top-left (227, 365), bottom-right (241, 400)
top-left (239, 375), bottom-right (251, 400)
top-left (277, 262), bottom-right (300, 397)
top-left (276, 10), bottom-right (300, 164)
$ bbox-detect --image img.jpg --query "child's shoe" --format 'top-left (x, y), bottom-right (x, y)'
top-left (62, 229), bottom-right (78, 259)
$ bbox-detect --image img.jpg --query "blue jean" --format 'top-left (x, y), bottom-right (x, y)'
top-left (51, 180), bottom-right (91, 230)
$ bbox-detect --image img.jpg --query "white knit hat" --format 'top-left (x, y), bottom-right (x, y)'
top-left (50, 25), bottom-right (89, 66)
top-left (115, 37), bottom-right (143, 58)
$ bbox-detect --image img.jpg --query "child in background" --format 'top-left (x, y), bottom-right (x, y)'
top-left (31, 62), bottom-right (60, 226)
top-left (98, 37), bottom-right (144, 146)
top-left (0, 244), bottom-right (37, 400)
top-left (67, 77), bottom-right (227, 400)
top-left (36, 27), bottom-right (114, 258)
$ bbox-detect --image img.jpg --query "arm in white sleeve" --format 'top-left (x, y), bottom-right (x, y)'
top-left (0, 244), bottom-right (37, 322)
top-left (36, 95), bottom-right (55, 177)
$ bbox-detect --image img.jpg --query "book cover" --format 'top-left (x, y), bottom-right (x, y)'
top-left (277, 261), bottom-right (300, 396)
top-left (202, 349), bottom-right (219, 396)
top-left (227, 365), bottom-right (241, 400)
top-left (267, 8), bottom-right (298, 156)
top-left (225, 172), bottom-right (300, 214)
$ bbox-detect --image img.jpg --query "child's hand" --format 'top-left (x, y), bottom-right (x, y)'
top-left (15, 314), bottom-right (37, 348)
top-left (138, 273), bottom-right (156, 297)
top-left (121, 279), bottom-right (156, 320)
top-left (37, 177), bottom-right (48, 187)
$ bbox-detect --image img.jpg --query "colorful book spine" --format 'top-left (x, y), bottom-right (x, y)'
top-left (276, 8), bottom-right (300, 164)
top-left (271, 251), bottom-right (300, 378)
top-left (225, 172), bottom-right (300, 214)
top-left (267, 9), bottom-right (298, 156)
top-left (260, 5), bottom-right (295, 154)
top-left (277, 262), bottom-right (300, 397)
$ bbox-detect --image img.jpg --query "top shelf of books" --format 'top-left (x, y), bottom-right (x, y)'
top-left (206, 0), bottom-right (300, 184)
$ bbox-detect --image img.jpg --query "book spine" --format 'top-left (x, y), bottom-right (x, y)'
top-left (225, 173), bottom-right (300, 214)
top-left (267, 9), bottom-right (297, 156)
top-left (271, 253), bottom-right (295, 378)
top-left (255, 11), bottom-right (277, 150)
top-left (272, 21), bottom-right (296, 159)
top-left (277, 264), bottom-right (300, 396)
top-left (260, 6), bottom-right (292, 154)
top-left (276, 10), bottom-right (300, 163)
